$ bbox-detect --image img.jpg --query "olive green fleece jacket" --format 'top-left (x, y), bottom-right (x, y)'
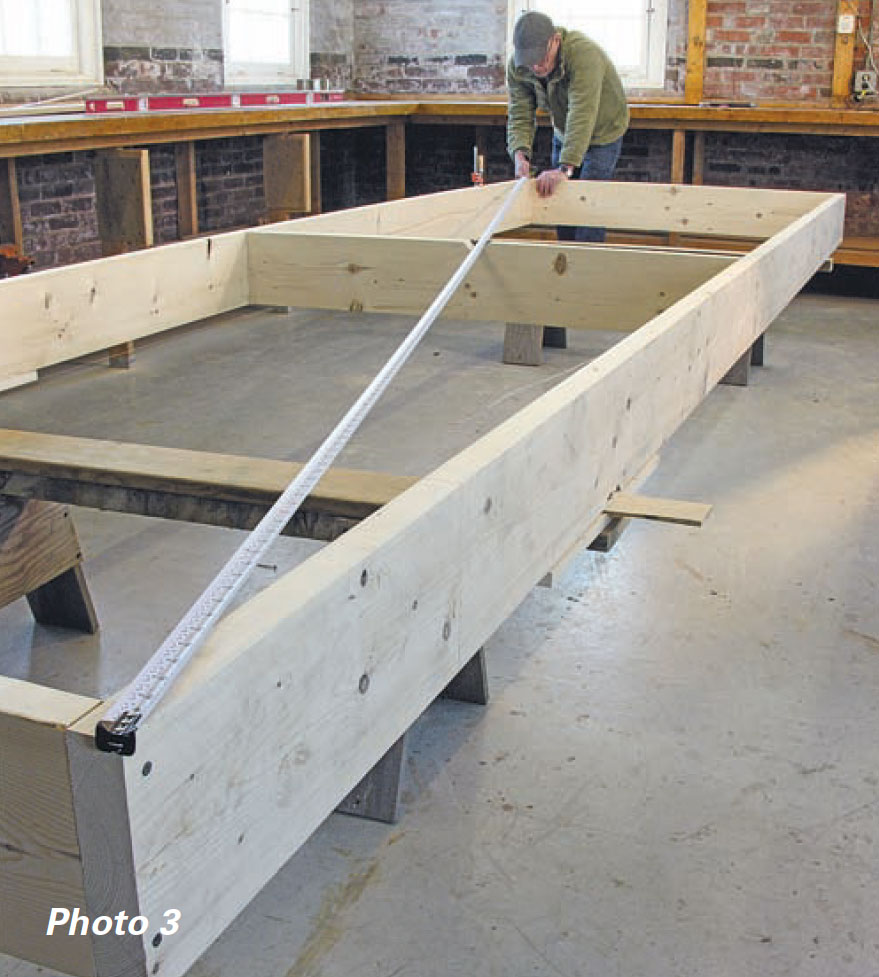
top-left (507, 28), bottom-right (629, 168)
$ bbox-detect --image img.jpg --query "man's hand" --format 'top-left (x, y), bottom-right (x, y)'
top-left (535, 168), bottom-right (569, 197)
top-left (514, 150), bottom-right (531, 179)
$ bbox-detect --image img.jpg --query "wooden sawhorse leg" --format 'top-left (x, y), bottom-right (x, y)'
top-left (336, 649), bottom-right (489, 824)
top-left (503, 323), bottom-right (568, 366)
top-left (441, 646), bottom-right (489, 705)
top-left (0, 498), bottom-right (98, 632)
top-left (503, 323), bottom-right (543, 366)
top-left (720, 333), bottom-right (766, 387)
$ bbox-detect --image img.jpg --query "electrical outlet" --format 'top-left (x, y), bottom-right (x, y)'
top-left (854, 70), bottom-right (878, 96)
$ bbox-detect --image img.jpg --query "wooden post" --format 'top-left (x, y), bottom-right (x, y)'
top-left (175, 142), bottom-right (198, 239)
top-left (0, 499), bottom-right (98, 633)
top-left (441, 647), bottom-right (489, 705)
top-left (719, 349), bottom-right (751, 386)
top-left (684, 0), bottom-right (708, 105)
top-left (503, 322), bottom-right (544, 366)
top-left (94, 148), bottom-right (154, 368)
top-left (692, 131), bottom-right (706, 186)
top-left (832, 0), bottom-right (860, 103)
top-left (0, 159), bottom-right (23, 250)
top-left (263, 133), bottom-right (311, 222)
top-left (336, 735), bottom-right (407, 824)
top-left (386, 121), bottom-right (406, 201)
top-left (309, 132), bottom-right (322, 215)
top-left (670, 130), bottom-right (687, 245)
top-left (671, 129), bottom-right (687, 183)
top-left (751, 333), bottom-right (765, 366)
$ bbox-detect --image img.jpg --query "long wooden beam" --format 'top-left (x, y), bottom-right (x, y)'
top-left (0, 429), bottom-right (416, 541)
top-left (0, 231), bottom-right (249, 391)
top-left (63, 189), bottom-right (843, 977)
top-left (529, 180), bottom-right (835, 238)
top-left (262, 180), bottom-right (531, 239)
top-left (249, 234), bottom-right (737, 330)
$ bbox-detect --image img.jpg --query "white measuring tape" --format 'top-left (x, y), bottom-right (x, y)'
top-left (96, 177), bottom-right (528, 755)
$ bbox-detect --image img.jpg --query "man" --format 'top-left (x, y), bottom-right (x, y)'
top-left (507, 11), bottom-right (629, 244)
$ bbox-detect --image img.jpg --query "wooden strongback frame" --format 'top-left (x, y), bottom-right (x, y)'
top-left (0, 181), bottom-right (844, 977)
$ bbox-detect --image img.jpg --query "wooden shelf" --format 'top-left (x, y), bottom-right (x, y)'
top-left (1, 99), bottom-right (877, 267)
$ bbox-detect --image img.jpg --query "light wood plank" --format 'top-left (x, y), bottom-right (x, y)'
top-left (0, 231), bottom-right (249, 387)
top-left (603, 492), bottom-right (712, 527)
top-left (0, 371), bottom-right (37, 393)
top-left (531, 180), bottom-right (836, 239)
top-left (259, 181), bottom-right (532, 240)
top-left (0, 678), bottom-right (99, 977)
top-left (96, 191), bottom-right (843, 977)
top-left (0, 428), bottom-right (416, 521)
top-left (249, 234), bottom-right (737, 331)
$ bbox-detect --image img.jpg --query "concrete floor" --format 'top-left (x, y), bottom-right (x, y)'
top-left (1, 292), bottom-right (878, 977)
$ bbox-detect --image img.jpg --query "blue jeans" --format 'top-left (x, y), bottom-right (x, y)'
top-left (551, 134), bottom-right (623, 243)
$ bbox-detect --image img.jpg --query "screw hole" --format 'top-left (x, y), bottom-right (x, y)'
top-left (359, 673), bottom-right (370, 694)
top-left (142, 761), bottom-right (153, 777)
top-left (152, 933), bottom-right (163, 948)
top-left (360, 569), bottom-right (368, 587)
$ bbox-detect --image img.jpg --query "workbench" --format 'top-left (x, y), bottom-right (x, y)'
top-left (0, 98), bottom-right (877, 266)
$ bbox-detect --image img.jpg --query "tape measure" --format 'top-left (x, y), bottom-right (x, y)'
top-left (95, 177), bottom-right (528, 756)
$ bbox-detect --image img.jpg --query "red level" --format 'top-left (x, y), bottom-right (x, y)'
top-left (85, 91), bottom-right (345, 113)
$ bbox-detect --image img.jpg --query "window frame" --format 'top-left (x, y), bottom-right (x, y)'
top-left (507, 0), bottom-right (669, 90)
top-left (0, 0), bottom-right (103, 88)
top-left (223, 0), bottom-right (310, 87)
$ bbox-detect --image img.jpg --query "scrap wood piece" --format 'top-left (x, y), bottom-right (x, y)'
top-left (603, 492), bottom-right (712, 527)
top-left (0, 428), bottom-right (417, 521)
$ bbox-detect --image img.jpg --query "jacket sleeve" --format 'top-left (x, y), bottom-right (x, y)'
top-left (559, 44), bottom-right (605, 166)
top-left (506, 61), bottom-right (537, 162)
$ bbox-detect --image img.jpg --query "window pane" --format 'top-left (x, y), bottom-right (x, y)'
top-left (0, 0), bottom-right (73, 57)
top-left (233, 0), bottom-right (288, 12)
top-left (39, 0), bottom-right (75, 57)
top-left (227, 9), bottom-right (290, 64)
top-left (532, 0), bottom-right (647, 71)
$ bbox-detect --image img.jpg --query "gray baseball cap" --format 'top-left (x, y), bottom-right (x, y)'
top-left (513, 11), bottom-right (556, 68)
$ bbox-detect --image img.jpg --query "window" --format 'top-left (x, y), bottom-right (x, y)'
top-left (223, 0), bottom-right (309, 86)
top-left (508, 0), bottom-right (668, 89)
top-left (0, 0), bottom-right (102, 87)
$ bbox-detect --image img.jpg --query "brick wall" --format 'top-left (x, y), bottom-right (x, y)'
top-left (700, 133), bottom-right (879, 236)
top-left (311, 0), bottom-right (355, 89)
top-left (195, 137), bottom-right (266, 233)
top-left (703, 0), bottom-right (870, 102)
top-left (102, 0), bottom-right (224, 93)
top-left (16, 154), bottom-right (103, 269)
top-left (404, 124), bottom-right (675, 198)
top-left (352, 0), bottom-right (508, 94)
